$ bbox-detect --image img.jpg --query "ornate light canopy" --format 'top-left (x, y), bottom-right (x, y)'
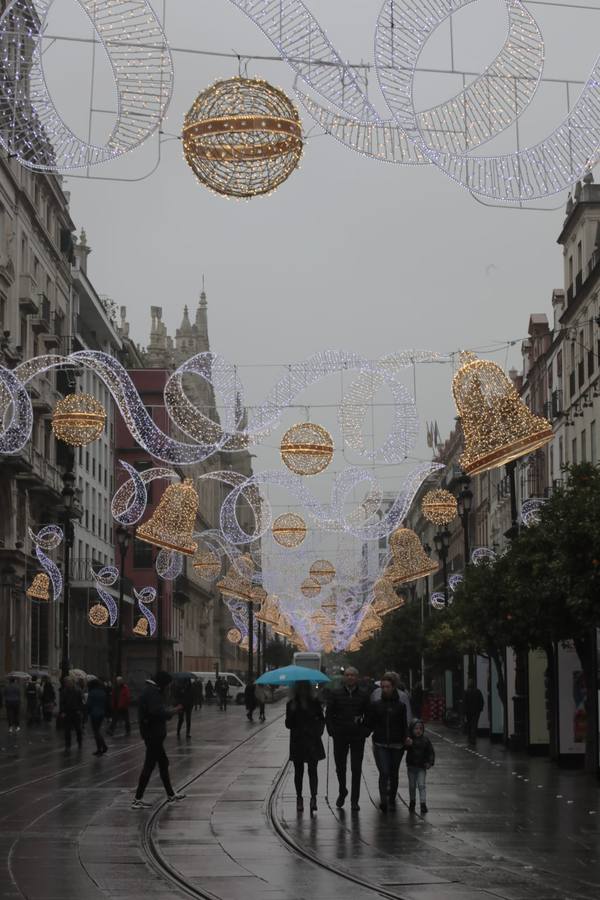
top-left (182, 76), bottom-right (303, 198)
top-left (26, 573), bottom-right (50, 601)
top-left (272, 513), bottom-right (307, 548)
top-left (421, 489), bottom-right (458, 526)
top-left (280, 422), bottom-right (334, 476)
top-left (453, 352), bottom-right (552, 476)
top-left (51, 393), bottom-right (106, 447)
top-left (137, 479), bottom-right (199, 555)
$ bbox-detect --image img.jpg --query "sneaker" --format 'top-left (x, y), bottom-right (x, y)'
top-left (335, 789), bottom-right (348, 808)
top-left (408, 802), bottom-right (416, 812)
top-left (420, 803), bottom-right (428, 814)
top-left (131, 799), bottom-right (152, 809)
top-left (167, 792), bottom-right (186, 803)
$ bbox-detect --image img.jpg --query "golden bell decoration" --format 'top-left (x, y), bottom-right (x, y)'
top-left (133, 617), bottom-right (149, 637)
top-left (217, 570), bottom-right (255, 603)
top-left (322, 641), bottom-right (334, 655)
top-left (387, 528), bottom-right (438, 585)
top-left (26, 572), bottom-right (50, 601)
top-left (281, 422), bottom-right (334, 476)
top-left (347, 636), bottom-right (362, 652)
top-left (227, 627), bottom-right (243, 645)
top-left (137, 479), bottom-right (199, 555)
top-left (301, 576), bottom-right (321, 598)
top-left (452, 351), bottom-right (553, 476)
top-left (272, 512), bottom-right (307, 548)
top-left (358, 607), bottom-right (383, 637)
top-left (51, 393), bottom-right (106, 447)
top-left (273, 614), bottom-right (293, 638)
top-left (192, 547), bottom-right (221, 579)
top-left (88, 603), bottom-right (109, 626)
top-left (309, 559), bottom-right (336, 585)
top-left (255, 595), bottom-right (280, 626)
top-left (421, 489), bottom-right (458, 526)
top-left (182, 76), bottom-right (303, 199)
top-left (372, 577), bottom-right (405, 616)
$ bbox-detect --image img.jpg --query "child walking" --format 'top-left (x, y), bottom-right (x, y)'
top-left (405, 718), bottom-right (435, 814)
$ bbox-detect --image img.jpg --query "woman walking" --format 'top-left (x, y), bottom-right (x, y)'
top-left (285, 681), bottom-right (325, 813)
top-left (86, 680), bottom-right (109, 755)
top-left (368, 672), bottom-right (409, 811)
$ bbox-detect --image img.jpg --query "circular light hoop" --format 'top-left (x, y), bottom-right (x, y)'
top-left (280, 422), bottom-right (334, 476)
top-left (421, 489), bottom-right (458, 526)
top-left (0, 0), bottom-right (173, 170)
top-left (52, 393), bottom-right (106, 446)
top-left (272, 512), bottom-right (307, 548)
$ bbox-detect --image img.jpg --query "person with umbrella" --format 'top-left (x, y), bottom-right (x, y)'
top-left (285, 680), bottom-right (325, 813)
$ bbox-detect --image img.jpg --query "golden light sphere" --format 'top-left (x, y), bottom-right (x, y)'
top-left (88, 603), bottom-right (109, 626)
top-left (182, 76), bottom-right (303, 199)
top-left (281, 422), bottom-right (334, 476)
top-left (192, 548), bottom-right (221, 579)
top-left (300, 576), bottom-right (321, 598)
top-left (272, 512), bottom-right (307, 548)
top-left (310, 560), bottom-right (336, 585)
top-left (227, 627), bottom-right (243, 644)
top-left (421, 489), bottom-right (458, 526)
top-left (52, 393), bottom-right (106, 447)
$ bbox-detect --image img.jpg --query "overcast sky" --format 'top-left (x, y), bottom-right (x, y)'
top-left (41, 0), bottom-right (599, 473)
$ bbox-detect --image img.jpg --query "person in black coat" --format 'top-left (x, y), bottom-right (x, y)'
top-left (325, 667), bottom-right (370, 811)
top-left (464, 680), bottom-right (485, 745)
top-left (368, 673), bottom-right (409, 811)
top-left (174, 676), bottom-right (194, 739)
top-left (59, 677), bottom-right (84, 750)
top-left (132, 671), bottom-right (185, 809)
top-left (285, 681), bottom-right (325, 813)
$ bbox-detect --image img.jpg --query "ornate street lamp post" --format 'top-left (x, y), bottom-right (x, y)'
top-left (60, 471), bottom-right (76, 683)
top-left (456, 474), bottom-right (473, 568)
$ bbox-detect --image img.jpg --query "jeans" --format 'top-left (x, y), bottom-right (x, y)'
top-left (293, 760), bottom-right (318, 797)
top-left (332, 736), bottom-right (365, 802)
top-left (177, 706), bottom-right (192, 736)
top-left (407, 766), bottom-right (427, 805)
top-left (109, 708), bottom-right (130, 735)
top-left (91, 716), bottom-right (107, 752)
top-left (372, 744), bottom-right (404, 803)
top-left (135, 737), bottom-right (174, 799)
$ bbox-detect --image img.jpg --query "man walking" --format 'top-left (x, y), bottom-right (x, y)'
top-left (59, 677), bottom-right (83, 751)
top-left (109, 676), bottom-right (131, 736)
top-left (26, 676), bottom-right (40, 725)
top-left (175, 676), bottom-right (194, 739)
top-left (464, 680), bottom-right (485, 745)
top-left (215, 677), bottom-right (229, 711)
top-left (326, 667), bottom-right (370, 811)
top-left (132, 671), bottom-right (185, 809)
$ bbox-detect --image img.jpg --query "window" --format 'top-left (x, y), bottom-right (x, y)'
top-left (33, 256), bottom-right (40, 283)
top-left (20, 235), bottom-right (28, 271)
top-left (581, 429), bottom-right (587, 462)
top-left (569, 255), bottom-right (574, 288)
top-left (133, 538), bottom-right (153, 568)
top-left (572, 437), bottom-right (577, 464)
top-left (577, 240), bottom-right (583, 276)
top-left (591, 421), bottom-right (597, 462)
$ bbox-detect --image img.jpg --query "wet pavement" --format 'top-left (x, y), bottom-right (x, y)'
top-left (1, 705), bottom-right (599, 900)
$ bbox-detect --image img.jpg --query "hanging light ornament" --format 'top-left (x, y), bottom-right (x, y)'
top-left (452, 352), bottom-right (553, 476)
top-left (217, 570), bottom-right (255, 602)
top-left (236, 553), bottom-right (255, 579)
top-left (421, 489), bottom-right (458, 526)
top-left (227, 627), bottom-right (243, 644)
top-left (136, 479), bottom-right (199, 555)
top-left (347, 636), bottom-right (362, 652)
top-left (372, 577), bottom-right (405, 616)
top-left (301, 576), bottom-right (321, 598)
top-left (192, 547), bottom-right (222, 579)
top-left (280, 422), bottom-right (334, 476)
top-left (26, 573), bottom-right (50, 601)
top-left (51, 393), bottom-right (106, 447)
top-left (255, 594), bottom-right (280, 626)
top-left (309, 559), bottom-right (336, 585)
top-left (88, 603), bottom-right (110, 627)
top-left (182, 76), bottom-right (303, 199)
top-left (133, 617), bottom-right (150, 636)
top-left (271, 512), bottom-right (307, 548)
top-left (273, 613), bottom-right (293, 638)
top-left (387, 528), bottom-right (438, 586)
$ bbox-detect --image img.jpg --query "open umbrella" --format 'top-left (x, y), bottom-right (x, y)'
top-left (256, 665), bottom-right (330, 685)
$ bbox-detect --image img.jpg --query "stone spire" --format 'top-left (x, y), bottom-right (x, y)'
top-left (179, 305), bottom-right (192, 334)
top-left (194, 278), bottom-right (209, 352)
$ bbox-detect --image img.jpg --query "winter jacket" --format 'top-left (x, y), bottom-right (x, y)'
top-left (368, 693), bottom-right (408, 747)
top-left (60, 686), bottom-right (84, 717)
top-left (174, 680), bottom-right (194, 709)
top-left (286, 697), bottom-right (326, 764)
top-left (41, 682), bottom-right (56, 706)
top-left (4, 683), bottom-right (20, 705)
top-left (26, 682), bottom-right (40, 705)
top-left (464, 688), bottom-right (484, 718)
top-left (370, 686), bottom-right (413, 722)
top-left (244, 684), bottom-right (257, 710)
top-left (138, 680), bottom-right (173, 741)
top-left (112, 683), bottom-right (131, 711)
top-left (325, 685), bottom-right (370, 741)
top-left (215, 679), bottom-right (229, 698)
top-left (406, 721), bottom-right (435, 769)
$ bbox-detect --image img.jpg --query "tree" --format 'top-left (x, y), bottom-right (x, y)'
top-left (351, 600), bottom-right (425, 682)
top-left (263, 636), bottom-right (293, 669)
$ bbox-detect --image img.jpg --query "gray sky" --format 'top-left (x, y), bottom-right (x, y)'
top-left (45, 0), bottom-right (599, 468)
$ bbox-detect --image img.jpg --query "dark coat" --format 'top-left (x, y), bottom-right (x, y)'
top-left (368, 693), bottom-right (408, 747)
top-left (174, 679), bottom-right (194, 709)
top-left (138, 681), bottom-right (172, 741)
top-left (244, 684), bottom-right (257, 710)
top-left (286, 697), bottom-right (326, 764)
top-left (86, 685), bottom-right (109, 721)
top-left (464, 687), bottom-right (484, 719)
top-left (325, 685), bottom-right (370, 741)
top-left (406, 722), bottom-right (435, 769)
top-left (60, 685), bottom-right (83, 717)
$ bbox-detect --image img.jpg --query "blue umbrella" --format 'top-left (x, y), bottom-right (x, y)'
top-left (256, 665), bottom-right (330, 685)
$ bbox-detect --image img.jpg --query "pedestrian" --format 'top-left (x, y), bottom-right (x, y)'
top-left (464, 680), bottom-right (484, 745)
top-left (25, 676), bottom-right (41, 725)
top-left (255, 683), bottom-right (266, 722)
top-left (215, 677), bottom-right (229, 711)
top-left (325, 666), bottom-right (370, 811)
top-left (286, 681), bottom-right (325, 813)
top-left (41, 676), bottom-right (56, 723)
top-left (193, 678), bottom-right (203, 711)
top-left (79, 678), bottom-right (89, 731)
top-left (371, 674), bottom-right (413, 722)
top-left (109, 676), bottom-right (131, 736)
top-left (4, 676), bottom-right (21, 733)
top-left (205, 680), bottom-right (214, 703)
top-left (368, 672), bottom-right (410, 811)
top-left (59, 677), bottom-right (83, 751)
top-left (131, 671), bottom-right (185, 809)
top-left (405, 718), bottom-right (435, 814)
top-left (175, 676), bottom-right (194, 739)
top-left (86, 680), bottom-right (109, 755)
top-left (244, 681), bottom-right (257, 721)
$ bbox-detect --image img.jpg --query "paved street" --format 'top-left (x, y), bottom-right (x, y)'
top-left (0, 702), bottom-right (598, 900)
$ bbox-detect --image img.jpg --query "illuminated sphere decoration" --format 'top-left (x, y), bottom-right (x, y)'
top-left (26, 572), bottom-right (50, 601)
top-left (52, 393), bottom-right (106, 447)
top-left (300, 576), bottom-right (321, 598)
top-left (192, 548), bottom-right (221, 580)
top-left (272, 512), bottom-right (307, 548)
top-left (309, 559), bottom-right (336, 585)
top-left (280, 422), bottom-right (334, 476)
top-left (421, 489), bottom-right (458, 526)
top-left (137, 479), bottom-right (199, 555)
top-left (182, 76), bottom-right (303, 199)
top-left (453, 351), bottom-right (553, 476)
top-left (227, 627), bottom-right (243, 645)
top-left (88, 603), bottom-right (109, 627)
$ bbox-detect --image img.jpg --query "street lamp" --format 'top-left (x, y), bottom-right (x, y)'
top-left (433, 528), bottom-right (451, 607)
top-left (115, 525), bottom-right (131, 679)
top-left (456, 474), bottom-right (473, 568)
top-left (60, 470), bottom-right (76, 683)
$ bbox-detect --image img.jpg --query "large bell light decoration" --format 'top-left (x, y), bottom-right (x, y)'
top-left (280, 422), bottom-right (334, 476)
top-left (182, 76), bottom-right (303, 199)
top-left (372, 577), bottom-right (405, 616)
top-left (217, 570), bottom-right (255, 602)
top-left (192, 547), bottom-right (221, 579)
top-left (272, 512), bottom-right (307, 548)
top-left (255, 595), bottom-right (280, 626)
top-left (347, 636), bottom-right (362, 652)
top-left (136, 479), bottom-right (199, 555)
top-left (309, 559), bottom-right (336, 585)
top-left (452, 351), bottom-right (553, 476)
top-left (26, 572), bottom-right (50, 600)
top-left (273, 613), bottom-right (293, 638)
top-left (52, 393), bottom-right (106, 447)
top-left (421, 489), bottom-right (458, 526)
top-left (387, 528), bottom-right (438, 586)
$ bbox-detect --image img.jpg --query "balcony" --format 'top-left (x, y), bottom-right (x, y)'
top-left (30, 294), bottom-right (51, 335)
top-left (18, 274), bottom-right (37, 314)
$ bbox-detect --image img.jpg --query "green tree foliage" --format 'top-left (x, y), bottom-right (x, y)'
top-left (350, 600), bottom-right (426, 681)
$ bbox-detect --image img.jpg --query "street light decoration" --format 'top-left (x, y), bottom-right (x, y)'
top-left (300, 576), bottom-right (321, 598)
top-left (26, 573), bottom-right (50, 601)
top-left (52, 393), bottom-right (106, 447)
top-left (421, 489), bottom-right (458, 526)
top-left (272, 512), bottom-right (307, 548)
top-left (255, 594), bottom-right (280, 626)
top-left (88, 603), bottom-right (110, 626)
top-left (280, 422), bottom-right (334, 476)
top-left (227, 627), bottom-right (243, 644)
top-left (192, 547), bottom-right (221, 579)
top-left (133, 617), bottom-right (149, 636)
top-left (217, 570), bottom-right (255, 602)
top-left (136, 479), bottom-right (199, 555)
top-left (182, 76), bottom-right (303, 198)
top-left (309, 559), bottom-right (336, 585)
top-left (387, 528), bottom-right (438, 585)
top-left (452, 352), bottom-right (553, 476)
